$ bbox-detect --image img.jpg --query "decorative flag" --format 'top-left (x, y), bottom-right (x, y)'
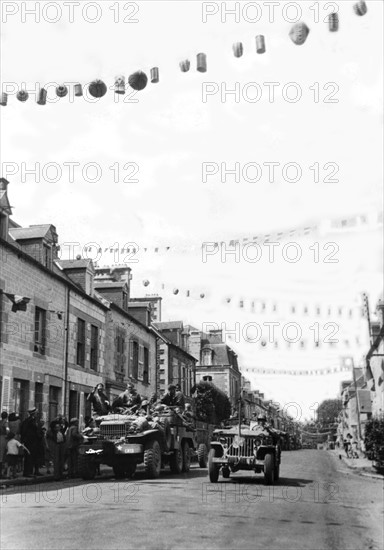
top-left (5, 293), bottom-right (31, 312)
top-left (17, 90), bottom-right (29, 102)
top-left (114, 75), bottom-right (126, 94)
top-left (74, 83), bottom-right (83, 97)
top-left (289, 22), bottom-right (310, 45)
top-left (354, 1), bottom-right (367, 16)
top-left (89, 80), bottom-right (107, 98)
top-left (256, 35), bottom-right (266, 54)
top-left (56, 85), bottom-right (68, 98)
top-left (128, 71), bottom-right (148, 91)
top-left (179, 59), bottom-right (190, 72)
top-left (197, 53), bottom-right (207, 72)
top-left (233, 42), bottom-right (243, 57)
top-left (150, 67), bottom-right (159, 83)
top-left (329, 13), bottom-right (339, 32)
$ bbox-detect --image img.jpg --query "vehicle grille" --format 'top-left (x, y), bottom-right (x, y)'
top-left (100, 423), bottom-right (126, 439)
top-left (222, 436), bottom-right (256, 458)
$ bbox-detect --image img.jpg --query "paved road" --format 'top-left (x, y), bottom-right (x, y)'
top-left (1, 450), bottom-right (382, 550)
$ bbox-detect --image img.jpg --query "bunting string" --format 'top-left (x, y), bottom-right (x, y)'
top-left (0, 2), bottom-right (370, 107)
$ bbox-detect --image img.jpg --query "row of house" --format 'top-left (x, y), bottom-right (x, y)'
top-left (338, 298), bottom-right (384, 441)
top-left (0, 177), bottom-right (292, 431)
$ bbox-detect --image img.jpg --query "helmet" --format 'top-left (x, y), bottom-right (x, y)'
top-left (257, 414), bottom-right (267, 422)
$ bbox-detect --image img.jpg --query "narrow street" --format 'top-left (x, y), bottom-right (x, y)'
top-left (1, 450), bottom-right (382, 550)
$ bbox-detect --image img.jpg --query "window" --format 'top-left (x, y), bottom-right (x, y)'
top-left (172, 357), bottom-right (179, 385)
top-left (34, 307), bottom-right (46, 354)
top-left (49, 386), bottom-right (60, 422)
top-left (143, 347), bottom-right (149, 384)
top-left (130, 341), bottom-right (139, 379)
top-left (76, 318), bottom-right (85, 367)
top-left (138, 344), bottom-right (144, 380)
top-left (202, 348), bottom-right (212, 366)
top-left (116, 329), bottom-right (125, 373)
top-left (43, 244), bottom-right (51, 268)
top-left (90, 325), bottom-right (99, 371)
top-left (35, 382), bottom-right (44, 417)
top-left (14, 379), bottom-right (29, 418)
top-left (69, 390), bottom-right (79, 420)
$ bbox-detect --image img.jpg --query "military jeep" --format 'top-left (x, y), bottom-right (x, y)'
top-left (208, 422), bottom-right (281, 485)
top-left (79, 411), bottom-right (196, 480)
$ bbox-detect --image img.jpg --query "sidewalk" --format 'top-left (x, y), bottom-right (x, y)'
top-left (329, 449), bottom-right (383, 480)
top-left (0, 464), bottom-right (111, 489)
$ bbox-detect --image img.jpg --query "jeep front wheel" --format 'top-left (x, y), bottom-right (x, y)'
top-left (208, 449), bottom-right (220, 483)
top-left (170, 447), bottom-right (183, 474)
top-left (80, 456), bottom-right (96, 481)
top-left (144, 440), bottom-right (161, 479)
top-left (197, 443), bottom-right (208, 468)
top-left (264, 453), bottom-right (275, 485)
top-left (181, 441), bottom-right (191, 473)
top-left (113, 461), bottom-right (126, 479)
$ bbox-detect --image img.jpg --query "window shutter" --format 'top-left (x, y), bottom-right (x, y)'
top-left (1, 376), bottom-right (11, 412)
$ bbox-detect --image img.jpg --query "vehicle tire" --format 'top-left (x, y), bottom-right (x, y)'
top-left (274, 463), bottom-right (280, 482)
top-left (169, 447), bottom-right (183, 474)
top-left (181, 441), bottom-right (191, 473)
top-left (208, 448), bottom-right (220, 483)
top-left (163, 419), bottom-right (172, 451)
top-left (222, 466), bottom-right (230, 479)
top-left (144, 440), bottom-right (161, 479)
top-left (197, 443), bottom-right (208, 468)
top-left (125, 464), bottom-right (136, 478)
top-left (264, 453), bottom-right (275, 485)
top-left (80, 457), bottom-right (96, 481)
top-left (113, 461), bottom-right (126, 479)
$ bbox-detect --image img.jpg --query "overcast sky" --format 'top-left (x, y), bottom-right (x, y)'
top-left (2, 1), bottom-right (383, 419)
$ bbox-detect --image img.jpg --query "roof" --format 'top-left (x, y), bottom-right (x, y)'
top-left (94, 281), bottom-right (127, 289)
top-left (58, 259), bottom-right (93, 270)
top-left (9, 224), bottom-right (53, 240)
top-left (0, 190), bottom-right (12, 215)
top-left (154, 321), bottom-right (183, 331)
top-left (201, 342), bottom-right (237, 366)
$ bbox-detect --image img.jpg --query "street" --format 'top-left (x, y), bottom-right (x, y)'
top-left (1, 450), bottom-right (382, 550)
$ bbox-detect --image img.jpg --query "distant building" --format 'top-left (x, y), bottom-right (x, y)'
top-left (184, 325), bottom-right (242, 410)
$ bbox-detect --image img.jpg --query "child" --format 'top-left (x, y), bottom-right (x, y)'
top-left (6, 432), bottom-right (30, 479)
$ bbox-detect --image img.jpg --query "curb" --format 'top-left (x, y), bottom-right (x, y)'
top-left (0, 468), bottom-right (112, 489)
top-left (331, 452), bottom-right (383, 480)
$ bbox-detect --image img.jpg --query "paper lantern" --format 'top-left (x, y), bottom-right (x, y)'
top-left (256, 35), bottom-right (266, 54)
top-left (56, 85), bottom-right (68, 98)
top-left (89, 79), bottom-right (107, 98)
top-left (17, 90), bottom-right (29, 102)
top-left (197, 53), bottom-right (207, 72)
top-left (233, 42), bottom-right (243, 57)
top-left (200, 293), bottom-right (205, 299)
top-left (289, 22), bottom-right (310, 45)
top-left (150, 67), bottom-right (159, 83)
top-left (226, 297), bottom-right (231, 303)
top-left (173, 288), bottom-right (179, 295)
top-left (179, 59), bottom-right (190, 72)
top-left (143, 279), bottom-right (150, 287)
top-left (114, 75), bottom-right (125, 94)
top-left (353, 1), bottom-right (367, 16)
top-left (74, 83), bottom-right (83, 97)
top-left (328, 13), bottom-right (339, 31)
top-left (261, 340), bottom-right (267, 347)
top-left (0, 93), bottom-right (7, 106)
top-left (128, 71), bottom-right (148, 91)
top-left (37, 88), bottom-right (47, 105)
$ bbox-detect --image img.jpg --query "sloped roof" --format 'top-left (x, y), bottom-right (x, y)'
top-left (154, 321), bottom-right (183, 330)
top-left (94, 281), bottom-right (127, 289)
top-left (0, 190), bottom-right (12, 214)
top-left (58, 259), bottom-right (93, 270)
top-left (9, 224), bottom-right (53, 240)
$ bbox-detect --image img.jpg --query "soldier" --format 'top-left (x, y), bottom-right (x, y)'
top-left (112, 383), bottom-right (141, 412)
top-left (87, 384), bottom-right (110, 417)
top-left (161, 385), bottom-right (177, 407)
